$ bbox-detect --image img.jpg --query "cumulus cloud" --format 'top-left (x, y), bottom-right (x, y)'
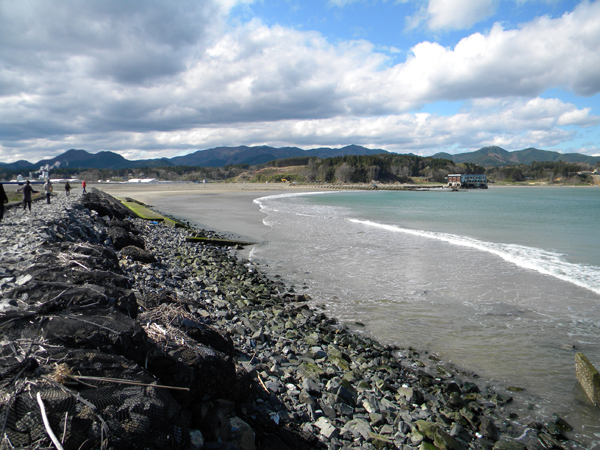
top-left (0, 0), bottom-right (599, 163)
top-left (4, 96), bottom-right (594, 162)
top-left (424, 0), bottom-right (496, 31)
top-left (0, 1), bottom-right (223, 84)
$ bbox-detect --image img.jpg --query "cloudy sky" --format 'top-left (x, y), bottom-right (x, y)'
top-left (1, 0), bottom-right (599, 163)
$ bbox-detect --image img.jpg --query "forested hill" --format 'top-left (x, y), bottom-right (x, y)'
top-left (434, 146), bottom-right (600, 166)
top-left (0, 145), bottom-right (388, 171)
top-left (296, 153), bottom-right (481, 184)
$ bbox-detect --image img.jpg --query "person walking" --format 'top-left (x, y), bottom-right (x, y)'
top-left (44, 179), bottom-right (53, 204)
top-left (0, 183), bottom-right (8, 222)
top-left (65, 181), bottom-right (71, 197)
top-left (82, 179), bottom-right (87, 194)
top-left (17, 180), bottom-right (38, 212)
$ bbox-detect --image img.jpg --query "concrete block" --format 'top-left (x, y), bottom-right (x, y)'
top-left (575, 352), bottom-right (600, 406)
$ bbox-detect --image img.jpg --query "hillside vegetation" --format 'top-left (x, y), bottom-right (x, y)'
top-left (2, 153), bottom-right (598, 186)
top-left (487, 160), bottom-right (599, 185)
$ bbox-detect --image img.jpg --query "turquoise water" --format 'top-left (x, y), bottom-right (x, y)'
top-left (251, 187), bottom-right (600, 445)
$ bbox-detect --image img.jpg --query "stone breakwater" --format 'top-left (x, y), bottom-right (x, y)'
top-left (0, 189), bottom-right (581, 450)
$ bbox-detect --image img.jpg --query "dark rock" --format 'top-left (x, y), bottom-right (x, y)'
top-left (108, 227), bottom-right (145, 250)
top-left (121, 245), bottom-right (156, 263)
top-left (479, 417), bottom-right (499, 442)
top-left (109, 219), bottom-right (139, 235)
top-left (41, 308), bottom-right (147, 362)
top-left (81, 189), bottom-right (132, 219)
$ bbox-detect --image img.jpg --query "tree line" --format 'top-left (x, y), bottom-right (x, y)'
top-left (1, 154), bottom-right (597, 185)
top-left (486, 161), bottom-right (598, 184)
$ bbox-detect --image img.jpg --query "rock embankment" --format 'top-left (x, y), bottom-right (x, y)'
top-left (0, 189), bottom-right (580, 449)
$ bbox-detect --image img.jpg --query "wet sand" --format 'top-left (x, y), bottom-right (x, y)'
top-left (97, 182), bottom-right (319, 242)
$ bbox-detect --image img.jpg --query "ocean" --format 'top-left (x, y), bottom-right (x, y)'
top-left (248, 186), bottom-right (600, 445)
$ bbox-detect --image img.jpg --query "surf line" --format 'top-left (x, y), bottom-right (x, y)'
top-left (350, 218), bottom-right (600, 296)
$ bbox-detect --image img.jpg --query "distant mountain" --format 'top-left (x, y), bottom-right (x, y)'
top-left (1, 145), bottom-right (389, 171)
top-left (433, 146), bottom-right (600, 166)
top-left (0, 149), bottom-right (163, 171)
top-left (169, 144), bottom-right (388, 167)
top-left (0, 159), bottom-right (36, 171)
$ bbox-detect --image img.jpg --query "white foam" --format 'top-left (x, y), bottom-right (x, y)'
top-left (349, 218), bottom-right (600, 296)
top-left (253, 190), bottom-right (332, 207)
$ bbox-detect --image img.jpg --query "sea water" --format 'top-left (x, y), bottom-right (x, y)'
top-left (249, 187), bottom-right (600, 445)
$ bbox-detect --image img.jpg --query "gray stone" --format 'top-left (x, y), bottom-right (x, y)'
top-left (343, 418), bottom-right (373, 440)
top-left (303, 378), bottom-right (322, 394)
top-left (479, 417), bottom-right (499, 442)
top-left (315, 417), bottom-right (339, 440)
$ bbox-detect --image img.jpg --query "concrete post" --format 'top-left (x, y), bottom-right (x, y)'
top-left (575, 352), bottom-right (600, 406)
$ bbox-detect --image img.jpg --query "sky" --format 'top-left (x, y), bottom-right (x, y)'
top-left (1, 0), bottom-right (600, 164)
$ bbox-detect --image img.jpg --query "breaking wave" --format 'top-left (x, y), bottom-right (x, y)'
top-left (349, 218), bottom-right (600, 296)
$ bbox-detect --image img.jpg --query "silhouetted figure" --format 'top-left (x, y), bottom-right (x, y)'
top-left (44, 180), bottom-right (53, 204)
top-left (0, 183), bottom-right (8, 222)
top-left (65, 181), bottom-right (71, 197)
top-left (17, 180), bottom-right (38, 212)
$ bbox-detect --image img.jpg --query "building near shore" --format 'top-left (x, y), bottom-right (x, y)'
top-left (447, 174), bottom-right (488, 189)
top-left (127, 178), bottom-right (158, 183)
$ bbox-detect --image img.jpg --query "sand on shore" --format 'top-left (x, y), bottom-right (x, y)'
top-left (97, 182), bottom-right (322, 243)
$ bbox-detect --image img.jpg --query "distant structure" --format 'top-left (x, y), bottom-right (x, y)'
top-left (447, 174), bottom-right (488, 189)
top-left (128, 178), bottom-right (158, 183)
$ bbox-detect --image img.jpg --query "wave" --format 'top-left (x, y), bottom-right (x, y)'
top-left (253, 191), bottom-right (332, 208)
top-left (349, 218), bottom-right (600, 296)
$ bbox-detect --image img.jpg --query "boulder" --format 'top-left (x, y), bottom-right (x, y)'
top-left (121, 245), bottom-right (156, 263)
top-left (108, 226), bottom-right (145, 250)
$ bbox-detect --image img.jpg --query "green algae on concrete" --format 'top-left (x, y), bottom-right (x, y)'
top-left (118, 198), bottom-right (166, 221)
top-left (117, 197), bottom-right (187, 227)
top-left (575, 352), bottom-right (600, 406)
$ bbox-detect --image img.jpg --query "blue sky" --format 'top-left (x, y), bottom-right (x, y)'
top-left (0, 0), bottom-right (599, 163)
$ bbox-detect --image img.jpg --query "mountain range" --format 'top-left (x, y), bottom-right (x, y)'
top-left (0, 145), bottom-right (388, 171)
top-left (1, 145), bottom-right (598, 172)
top-left (433, 146), bottom-right (600, 167)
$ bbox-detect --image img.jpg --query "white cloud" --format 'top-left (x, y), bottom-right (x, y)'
top-left (394, 2), bottom-right (600, 102)
top-left (141, 97), bottom-right (597, 156)
top-left (2, 96), bottom-right (594, 161)
top-left (426, 0), bottom-right (496, 31)
top-left (1, 0), bottom-right (600, 163)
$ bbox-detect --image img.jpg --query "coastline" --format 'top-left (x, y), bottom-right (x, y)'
top-left (0, 188), bottom-right (586, 448)
top-left (98, 183), bottom-right (598, 445)
top-left (97, 182), bottom-right (320, 243)
top-left (101, 186), bottom-right (600, 442)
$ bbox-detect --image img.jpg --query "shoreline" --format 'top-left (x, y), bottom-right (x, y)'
top-left (99, 184), bottom-right (596, 446)
top-left (97, 183), bottom-right (320, 243)
top-left (0, 189), bottom-right (584, 449)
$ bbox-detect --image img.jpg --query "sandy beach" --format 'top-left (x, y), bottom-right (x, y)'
top-left (97, 182), bottom-right (320, 242)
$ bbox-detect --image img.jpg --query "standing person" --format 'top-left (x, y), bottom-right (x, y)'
top-left (17, 180), bottom-right (38, 212)
top-left (0, 183), bottom-right (8, 222)
top-left (65, 181), bottom-right (71, 197)
top-left (44, 179), bottom-right (53, 204)
top-left (82, 179), bottom-right (87, 194)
